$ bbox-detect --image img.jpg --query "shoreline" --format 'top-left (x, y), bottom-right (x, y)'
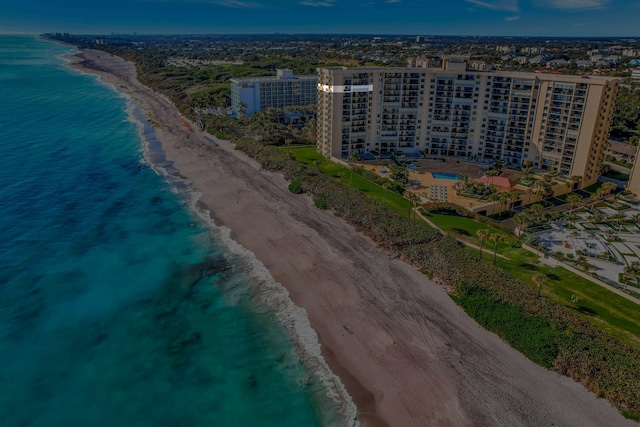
top-left (62, 44), bottom-right (360, 426)
top-left (62, 44), bottom-right (637, 427)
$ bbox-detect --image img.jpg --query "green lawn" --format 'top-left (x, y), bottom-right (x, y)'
top-left (604, 171), bottom-right (630, 182)
top-left (605, 158), bottom-right (634, 169)
top-left (423, 212), bottom-right (516, 252)
top-left (583, 182), bottom-right (604, 193)
top-left (287, 147), bottom-right (417, 218)
top-left (497, 248), bottom-right (640, 348)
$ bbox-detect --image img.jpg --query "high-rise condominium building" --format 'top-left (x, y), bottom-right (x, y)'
top-left (317, 58), bottom-right (620, 187)
top-left (230, 69), bottom-right (317, 117)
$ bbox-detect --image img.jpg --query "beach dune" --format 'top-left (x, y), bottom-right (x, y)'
top-left (71, 48), bottom-right (636, 427)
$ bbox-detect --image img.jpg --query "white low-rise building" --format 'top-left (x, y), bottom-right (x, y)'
top-left (230, 69), bottom-right (317, 117)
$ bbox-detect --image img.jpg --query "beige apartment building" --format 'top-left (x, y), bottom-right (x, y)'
top-left (317, 58), bottom-right (620, 188)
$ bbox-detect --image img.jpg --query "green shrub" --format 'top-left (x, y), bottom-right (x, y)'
top-left (454, 283), bottom-right (560, 368)
top-left (288, 180), bottom-right (303, 194)
top-left (314, 197), bottom-right (327, 210)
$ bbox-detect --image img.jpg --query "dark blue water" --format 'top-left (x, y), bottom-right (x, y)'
top-left (0, 36), bottom-right (345, 427)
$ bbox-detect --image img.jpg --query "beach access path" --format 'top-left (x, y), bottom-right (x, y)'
top-left (70, 48), bottom-right (636, 427)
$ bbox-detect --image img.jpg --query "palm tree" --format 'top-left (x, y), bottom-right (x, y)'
top-left (499, 192), bottom-right (510, 216)
top-left (347, 151), bottom-right (359, 185)
top-left (566, 193), bottom-right (582, 215)
top-left (284, 138), bottom-right (293, 153)
top-left (610, 212), bottom-right (626, 232)
top-left (490, 234), bottom-right (505, 265)
top-left (513, 212), bottom-right (529, 237)
top-left (458, 174), bottom-right (471, 195)
top-left (569, 175), bottom-right (583, 191)
top-left (488, 191), bottom-right (502, 215)
top-left (565, 212), bottom-right (579, 226)
top-left (624, 261), bottom-right (640, 276)
top-left (593, 187), bottom-right (607, 203)
top-left (564, 179), bottom-right (573, 194)
top-left (493, 158), bottom-right (506, 175)
top-left (485, 169), bottom-right (500, 187)
top-left (476, 229), bottom-right (490, 258)
top-left (601, 182), bottom-right (618, 201)
top-left (388, 162), bottom-right (408, 186)
top-left (382, 182), bottom-right (391, 202)
top-left (532, 273), bottom-right (549, 298)
top-left (576, 255), bottom-right (588, 271)
top-left (413, 194), bottom-right (420, 220)
top-left (529, 203), bottom-right (544, 215)
top-left (507, 190), bottom-right (520, 212)
top-left (406, 193), bottom-right (419, 219)
top-left (531, 181), bottom-right (547, 203)
top-left (589, 210), bottom-right (605, 224)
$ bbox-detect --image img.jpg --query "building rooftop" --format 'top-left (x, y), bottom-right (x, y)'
top-left (317, 65), bottom-right (621, 84)
top-left (231, 69), bottom-right (316, 83)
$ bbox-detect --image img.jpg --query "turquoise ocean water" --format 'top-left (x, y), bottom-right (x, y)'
top-left (0, 36), bottom-right (344, 426)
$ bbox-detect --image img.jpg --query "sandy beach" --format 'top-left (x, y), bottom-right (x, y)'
top-left (69, 48), bottom-right (636, 427)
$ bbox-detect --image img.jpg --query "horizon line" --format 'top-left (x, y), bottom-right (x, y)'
top-left (21, 32), bottom-right (640, 39)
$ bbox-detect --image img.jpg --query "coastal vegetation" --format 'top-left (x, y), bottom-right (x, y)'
top-left (218, 131), bottom-right (640, 420)
top-left (87, 44), bottom-right (640, 420)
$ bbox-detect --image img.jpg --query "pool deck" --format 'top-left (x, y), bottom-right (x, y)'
top-left (363, 159), bottom-right (523, 208)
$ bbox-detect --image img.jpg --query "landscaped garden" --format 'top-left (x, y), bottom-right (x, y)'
top-left (423, 206), bottom-right (640, 351)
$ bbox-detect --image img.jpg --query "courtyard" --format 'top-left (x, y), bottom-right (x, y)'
top-left (363, 158), bottom-right (526, 210)
top-left (536, 201), bottom-right (640, 291)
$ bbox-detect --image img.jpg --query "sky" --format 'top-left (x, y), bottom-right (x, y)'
top-left (0, 0), bottom-right (639, 37)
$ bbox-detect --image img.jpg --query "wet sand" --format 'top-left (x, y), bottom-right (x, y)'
top-left (68, 47), bottom-right (636, 427)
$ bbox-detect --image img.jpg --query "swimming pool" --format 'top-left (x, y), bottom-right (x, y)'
top-left (432, 172), bottom-right (463, 180)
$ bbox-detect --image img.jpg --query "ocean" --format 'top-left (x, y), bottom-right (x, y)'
top-left (0, 35), bottom-right (345, 426)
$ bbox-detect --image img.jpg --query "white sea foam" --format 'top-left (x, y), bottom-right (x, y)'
top-left (211, 220), bottom-right (358, 427)
top-left (122, 94), bottom-right (358, 426)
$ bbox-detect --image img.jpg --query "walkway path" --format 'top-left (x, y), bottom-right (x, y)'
top-left (416, 210), bottom-right (510, 260)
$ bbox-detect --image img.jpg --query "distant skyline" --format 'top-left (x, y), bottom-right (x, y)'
top-left (1, 0), bottom-right (639, 37)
